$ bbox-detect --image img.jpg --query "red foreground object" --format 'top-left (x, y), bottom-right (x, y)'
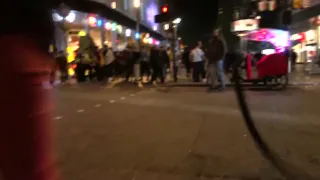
top-left (246, 54), bottom-right (253, 79)
top-left (256, 53), bottom-right (288, 78)
top-left (0, 35), bottom-right (59, 180)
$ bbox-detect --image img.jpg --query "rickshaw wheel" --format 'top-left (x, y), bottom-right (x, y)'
top-left (274, 75), bottom-right (288, 90)
top-left (263, 77), bottom-right (276, 89)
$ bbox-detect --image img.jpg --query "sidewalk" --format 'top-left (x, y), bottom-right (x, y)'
top-left (165, 65), bottom-right (320, 87)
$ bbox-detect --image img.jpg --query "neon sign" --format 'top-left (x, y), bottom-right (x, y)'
top-left (247, 28), bottom-right (290, 52)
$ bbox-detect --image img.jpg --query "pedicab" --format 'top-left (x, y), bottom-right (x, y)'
top-left (230, 19), bottom-right (290, 90)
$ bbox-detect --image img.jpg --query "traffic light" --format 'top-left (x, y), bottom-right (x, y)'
top-left (161, 5), bottom-right (168, 13)
top-left (155, 4), bottom-right (172, 23)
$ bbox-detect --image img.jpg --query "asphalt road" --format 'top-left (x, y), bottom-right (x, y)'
top-left (54, 83), bottom-right (320, 180)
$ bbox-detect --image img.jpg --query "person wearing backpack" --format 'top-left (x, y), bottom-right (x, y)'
top-left (207, 29), bottom-right (227, 91)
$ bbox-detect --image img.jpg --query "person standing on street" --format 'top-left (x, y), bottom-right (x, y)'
top-left (149, 46), bottom-right (164, 84)
top-left (291, 49), bottom-right (297, 71)
top-left (103, 45), bottom-right (116, 83)
top-left (160, 46), bottom-right (170, 83)
top-left (190, 41), bottom-right (206, 82)
top-left (140, 46), bottom-right (151, 81)
top-left (55, 51), bottom-right (68, 84)
top-left (207, 29), bottom-right (227, 91)
top-left (182, 47), bottom-right (191, 78)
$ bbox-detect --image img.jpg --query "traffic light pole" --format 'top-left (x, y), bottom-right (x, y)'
top-left (172, 24), bottom-right (178, 82)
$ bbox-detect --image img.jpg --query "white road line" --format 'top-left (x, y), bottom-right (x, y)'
top-left (120, 97), bottom-right (126, 100)
top-left (95, 104), bottom-right (102, 107)
top-left (77, 109), bottom-right (84, 113)
top-left (130, 94), bottom-right (136, 97)
top-left (109, 100), bottom-right (116, 103)
top-left (54, 116), bottom-right (63, 120)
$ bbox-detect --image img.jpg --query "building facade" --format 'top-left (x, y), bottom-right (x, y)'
top-left (91, 0), bottom-right (161, 32)
top-left (53, 0), bottom-right (164, 65)
top-left (290, 0), bottom-right (320, 65)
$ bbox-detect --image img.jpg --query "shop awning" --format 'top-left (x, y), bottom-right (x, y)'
top-left (292, 4), bottom-right (320, 23)
top-left (61, 0), bottom-right (164, 40)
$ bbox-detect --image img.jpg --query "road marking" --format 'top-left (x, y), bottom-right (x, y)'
top-left (120, 97), bottom-right (126, 100)
top-left (54, 116), bottom-right (63, 120)
top-left (77, 109), bottom-right (84, 113)
top-left (130, 94), bottom-right (136, 97)
top-left (109, 100), bottom-right (115, 103)
top-left (95, 104), bottom-right (102, 107)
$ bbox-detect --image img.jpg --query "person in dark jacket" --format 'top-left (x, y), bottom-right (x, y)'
top-left (55, 51), bottom-right (68, 83)
top-left (182, 47), bottom-right (191, 77)
top-left (149, 46), bottom-right (165, 84)
top-left (207, 29), bottom-right (226, 91)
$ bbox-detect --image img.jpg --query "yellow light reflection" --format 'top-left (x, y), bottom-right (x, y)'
top-left (78, 30), bottom-right (87, 36)
top-left (68, 68), bottom-right (75, 76)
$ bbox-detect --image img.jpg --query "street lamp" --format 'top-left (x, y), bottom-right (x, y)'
top-left (164, 23), bottom-right (169, 30)
top-left (173, 17), bottom-right (181, 24)
top-left (133, 0), bottom-right (140, 8)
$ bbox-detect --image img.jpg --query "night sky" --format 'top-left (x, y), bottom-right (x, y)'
top-left (166, 0), bottom-right (220, 46)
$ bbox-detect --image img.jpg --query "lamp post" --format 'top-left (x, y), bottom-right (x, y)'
top-left (172, 18), bottom-right (181, 82)
top-left (134, 0), bottom-right (141, 50)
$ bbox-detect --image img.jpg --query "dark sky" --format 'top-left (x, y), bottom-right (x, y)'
top-left (165, 0), bottom-right (219, 45)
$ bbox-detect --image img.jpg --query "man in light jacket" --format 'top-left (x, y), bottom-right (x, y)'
top-left (103, 45), bottom-right (115, 83)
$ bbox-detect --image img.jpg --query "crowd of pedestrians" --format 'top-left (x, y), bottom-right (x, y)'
top-left (51, 29), bottom-right (228, 92)
top-left (52, 44), bottom-right (177, 86)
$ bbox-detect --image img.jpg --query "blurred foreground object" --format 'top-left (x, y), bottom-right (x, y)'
top-left (0, 0), bottom-right (59, 180)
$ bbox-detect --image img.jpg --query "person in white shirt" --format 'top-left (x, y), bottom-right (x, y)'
top-left (190, 41), bottom-right (207, 82)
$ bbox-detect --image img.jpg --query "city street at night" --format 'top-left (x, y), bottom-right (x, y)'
top-left (54, 83), bottom-right (320, 180)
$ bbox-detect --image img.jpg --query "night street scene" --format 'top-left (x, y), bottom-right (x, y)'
top-left (1, 0), bottom-right (320, 180)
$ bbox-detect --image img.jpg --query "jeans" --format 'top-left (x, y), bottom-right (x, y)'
top-left (192, 61), bottom-right (206, 82)
top-left (134, 63), bottom-right (141, 81)
top-left (209, 60), bottom-right (225, 89)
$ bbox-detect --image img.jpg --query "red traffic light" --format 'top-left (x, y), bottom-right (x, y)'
top-left (161, 5), bottom-right (168, 13)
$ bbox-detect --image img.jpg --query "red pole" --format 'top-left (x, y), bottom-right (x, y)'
top-left (0, 36), bottom-right (59, 180)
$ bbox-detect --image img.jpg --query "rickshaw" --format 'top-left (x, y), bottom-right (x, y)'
top-left (229, 19), bottom-right (290, 90)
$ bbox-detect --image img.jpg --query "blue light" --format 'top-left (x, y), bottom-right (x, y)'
top-left (135, 33), bottom-right (140, 39)
top-left (97, 20), bottom-right (102, 27)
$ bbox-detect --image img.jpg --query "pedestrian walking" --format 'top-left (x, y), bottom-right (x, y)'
top-left (125, 46), bottom-right (135, 82)
top-left (190, 41), bottom-right (206, 82)
top-left (160, 46), bottom-right (170, 83)
top-left (182, 47), bottom-right (192, 78)
top-left (149, 46), bottom-right (165, 84)
top-left (55, 51), bottom-right (68, 83)
top-left (207, 29), bottom-right (227, 91)
top-left (140, 46), bottom-right (151, 81)
top-left (103, 45), bottom-right (116, 83)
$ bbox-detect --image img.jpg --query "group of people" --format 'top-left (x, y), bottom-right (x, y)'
top-left (63, 45), bottom-right (176, 85)
top-left (182, 29), bottom-right (227, 91)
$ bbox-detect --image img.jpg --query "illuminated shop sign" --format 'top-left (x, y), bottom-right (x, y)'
top-left (232, 19), bottom-right (259, 32)
top-left (290, 33), bottom-right (305, 42)
top-left (305, 29), bottom-right (316, 44)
